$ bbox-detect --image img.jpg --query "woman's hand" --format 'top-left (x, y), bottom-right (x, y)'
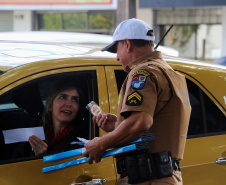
top-left (28, 135), bottom-right (48, 156)
top-left (92, 113), bottom-right (117, 132)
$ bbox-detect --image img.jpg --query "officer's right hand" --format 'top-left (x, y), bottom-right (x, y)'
top-left (93, 113), bottom-right (117, 132)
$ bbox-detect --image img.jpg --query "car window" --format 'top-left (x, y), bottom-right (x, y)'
top-left (0, 70), bottom-right (98, 163)
top-left (114, 70), bottom-right (127, 94)
top-left (187, 79), bottom-right (226, 137)
top-left (114, 69), bottom-right (226, 138)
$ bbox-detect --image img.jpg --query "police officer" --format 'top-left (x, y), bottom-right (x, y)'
top-left (83, 18), bottom-right (191, 185)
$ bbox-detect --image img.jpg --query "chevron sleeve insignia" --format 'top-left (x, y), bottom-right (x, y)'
top-left (126, 91), bottom-right (143, 106)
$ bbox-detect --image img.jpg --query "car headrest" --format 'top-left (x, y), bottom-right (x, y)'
top-left (12, 83), bottom-right (44, 114)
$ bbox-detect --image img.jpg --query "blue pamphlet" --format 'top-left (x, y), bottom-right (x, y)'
top-left (43, 148), bottom-right (86, 163)
top-left (43, 133), bottom-right (154, 163)
top-left (42, 143), bottom-right (137, 173)
top-left (42, 133), bottom-right (154, 173)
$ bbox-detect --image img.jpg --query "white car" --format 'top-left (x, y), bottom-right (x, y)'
top-left (0, 31), bottom-right (179, 56)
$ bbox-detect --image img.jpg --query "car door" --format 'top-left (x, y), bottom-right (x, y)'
top-left (180, 76), bottom-right (226, 185)
top-left (105, 66), bottom-right (128, 183)
top-left (0, 65), bottom-right (116, 185)
top-left (105, 66), bottom-right (226, 185)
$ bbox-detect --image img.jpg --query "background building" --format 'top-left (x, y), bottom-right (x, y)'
top-left (137, 0), bottom-right (226, 62)
top-left (0, 0), bottom-right (117, 34)
top-left (0, 0), bottom-right (226, 62)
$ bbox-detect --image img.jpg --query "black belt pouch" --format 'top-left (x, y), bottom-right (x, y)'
top-left (125, 155), bottom-right (140, 184)
top-left (152, 151), bottom-right (173, 179)
top-left (125, 152), bottom-right (155, 184)
top-left (137, 153), bottom-right (155, 181)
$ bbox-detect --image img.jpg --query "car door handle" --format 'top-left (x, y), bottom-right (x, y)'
top-left (71, 178), bottom-right (106, 185)
top-left (216, 157), bottom-right (226, 165)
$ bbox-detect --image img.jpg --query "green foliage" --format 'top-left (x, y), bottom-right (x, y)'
top-left (63, 13), bottom-right (87, 30)
top-left (42, 14), bottom-right (61, 29)
top-left (175, 25), bottom-right (196, 47)
top-left (89, 13), bottom-right (113, 29)
top-left (163, 25), bottom-right (197, 48)
top-left (39, 12), bottom-right (114, 31)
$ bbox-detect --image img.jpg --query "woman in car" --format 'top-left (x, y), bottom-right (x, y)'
top-left (28, 79), bottom-right (85, 156)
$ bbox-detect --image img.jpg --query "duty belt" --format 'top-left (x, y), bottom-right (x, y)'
top-left (117, 158), bottom-right (181, 178)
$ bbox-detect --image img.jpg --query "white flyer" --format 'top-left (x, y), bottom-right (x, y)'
top-left (2, 126), bottom-right (45, 144)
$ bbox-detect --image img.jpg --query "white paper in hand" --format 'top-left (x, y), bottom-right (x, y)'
top-left (2, 126), bottom-right (45, 144)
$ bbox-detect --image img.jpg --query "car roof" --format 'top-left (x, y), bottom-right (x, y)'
top-left (0, 40), bottom-right (116, 69)
top-left (0, 31), bottom-right (112, 70)
top-left (0, 31), bottom-right (179, 69)
top-left (0, 31), bottom-right (113, 45)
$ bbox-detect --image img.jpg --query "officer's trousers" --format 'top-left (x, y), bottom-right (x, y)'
top-left (117, 170), bottom-right (182, 185)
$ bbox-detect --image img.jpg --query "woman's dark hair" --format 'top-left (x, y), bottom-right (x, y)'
top-left (42, 79), bottom-right (84, 132)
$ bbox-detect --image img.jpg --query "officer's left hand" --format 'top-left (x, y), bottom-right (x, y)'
top-left (83, 137), bottom-right (106, 164)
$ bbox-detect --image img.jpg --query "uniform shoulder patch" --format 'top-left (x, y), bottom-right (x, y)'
top-left (132, 70), bottom-right (150, 77)
top-left (131, 70), bottom-right (149, 90)
top-left (126, 91), bottom-right (143, 106)
top-left (131, 74), bottom-right (146, 89)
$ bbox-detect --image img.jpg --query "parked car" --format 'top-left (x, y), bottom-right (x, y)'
top-left (214, 56), bottom-right (226, 66)
top-left (0, 38), bottom-right (226, 185)
top-left (0, 31), bottom-right (179, 57)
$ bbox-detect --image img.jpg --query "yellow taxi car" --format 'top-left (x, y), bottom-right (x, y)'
top-left (0, 38), bottom-right (226, 185)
